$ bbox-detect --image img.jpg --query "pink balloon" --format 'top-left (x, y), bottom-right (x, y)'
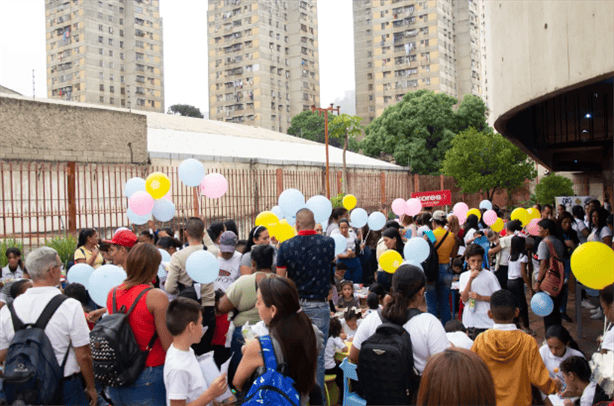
top-left (457, 214), bottom-right (467, 225)
top-left (391, 198), bottom-right (406, 216)
top-left (483, 210), bottom-right (498, 226)
top-left (527, 218), bottom-right (540, 236)
top-left (129, 191), bottom-right (154, 216)
top-left (163, 191), bottom-right (172, 201)
top-left (405, 198), bottom-right (422, 216)
top-left (453, 202), bottom-right (469, 218)
top-left (200, 173), bottom-right (228, 199)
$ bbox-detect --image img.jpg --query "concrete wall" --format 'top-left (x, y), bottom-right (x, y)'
top-left (0, 94), bottom-right (147, 163)
top-left (486, 0), bottom-right (614, 123)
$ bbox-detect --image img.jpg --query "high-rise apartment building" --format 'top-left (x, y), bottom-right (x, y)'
top-left (354, 0), bottom-right (484, 124)
top-left (208, 0), bottom-right (319, 133)
top-left (45, 0), bottom-right (164, 112)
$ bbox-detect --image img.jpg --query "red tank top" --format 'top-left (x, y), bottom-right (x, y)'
top-left (107, 284), bottom-right (166, 367)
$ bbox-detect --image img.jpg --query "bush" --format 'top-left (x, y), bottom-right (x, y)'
top-left (0, 238), bottom-right (24, 268)
top-left (535, 174), bottom-right (574, 206)
top-left (331, 192), bottom-right (346, 208)
top-left (45, 235), bottom-right (77, 268)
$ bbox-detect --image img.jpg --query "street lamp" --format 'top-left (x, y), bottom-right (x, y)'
top-left (311, 103), bottom-right (340, 199)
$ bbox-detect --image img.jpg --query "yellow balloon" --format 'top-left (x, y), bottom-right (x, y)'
top-left (467, 208), bottom-right (481, 220)
top-left (145, 172), bottom-right (171, 200)
top-left (571, 242), bottom-right (614, 290)
top-left (511, 207), bottom-right (530, 227)
top-left (491, 218), bottom-right (505, 233)
top-left (273, 220), bottom-right (296, 243)
top-left (255, 211), bottom-right (279, 228)
top-left (527, 207), bottom-right (540, 220)
top-left (379, 250), bottom-right (403, 274)
top-left (342, 194), bottom-right (357, 211)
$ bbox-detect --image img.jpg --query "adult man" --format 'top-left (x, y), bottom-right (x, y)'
top-left (104, 229), bottom-right (138, 269)
top-left (534, 219), bottom-right (565, 330)
top-left (0, 247), bottom-right (97, 405)
top-left (276, 208), bottom-right (335, 393)
top-left (216, 231), bottom-right (242, 292)
top-left (541, 204), bottom-right (554, 220)
top-left (426, 210), bottom-right (458, 325)
top-left (165, 217), bottom-right (217, 355)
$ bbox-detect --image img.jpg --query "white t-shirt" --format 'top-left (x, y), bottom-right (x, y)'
top-left (353, 311), bottom-right (450, 375)
top-left (215, 251), bottom-right (242, 292)
top-left (498, 236), bottom-right (513, 267)
top-left (579, 381), bottom-right (598, 406)
top-left (572, 219), bottom-right (588, 244)
top-left (417, 225), bottom-right (430, 238)
top-left (588, 227), bottom-right (612, 243)
top-left (464, 228), bottom-right (477, 246)
top-left (341, 318), bottom-right (362, 339)
top-left (446, 331), bottom-right (474, 350)
top-left (344, 233), bottom-right (358, 253)
top-left (325, 336), bottom-right (346, 369)
top-left (508, 254), bottom-right (528, 280)
top-left (601, 327), bottom-right (614, 352)
top-left (1, 265), bottom-right (25, 282)
top-left (164, 343), bottom-right (208, 406)
top-left (0, 286), bottom-right (91, 377)
top-left (458, 269), bottom-right (501, 329)
top-left (539, 344), bottom-right (585, 382)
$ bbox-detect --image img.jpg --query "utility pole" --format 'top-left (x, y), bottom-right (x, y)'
top-left (311, 103), bottom-right (340, 199)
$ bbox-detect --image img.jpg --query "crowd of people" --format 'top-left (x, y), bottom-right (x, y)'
top-left (0, 197), bottom-right (612, 406)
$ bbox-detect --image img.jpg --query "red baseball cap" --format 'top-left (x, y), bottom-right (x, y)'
top-left (105, 229), bottom-right (138, 248)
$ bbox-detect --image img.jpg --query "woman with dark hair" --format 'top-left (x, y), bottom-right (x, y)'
top-left (207, 222), bottom-right (226, 247)
top-left (539, 325), bottom-right (585, 393)
top-left (233, 277), bottom-right (318, 405)
top-left (106, 243), bottom-right (173, 406)
top-left (588, 207), bottom-right (613, 246)
top-left (224, 219), bottom-right (239, 239)
top-left (463, 214), bottom-right (480, 246)
top-left (326, 207), bottom-right (348, 236)
top-left (155, 236), bottom-right (181, 256)
top-left (74, 228), bottom-right (104, 269)
top-left (239, 225), bottom-right (272, 275)
top-left (417, 347), bottom-right (497, 406)
top-left (558, 212), bottom-right (580, 322)
top-left (535, 219), bottom-right (566, 331)
top-left (374, 227), bottom-right (404, 291)
top-left (2, 247), bottom-right (28, 282)
top-left (337, 219), bottom-right (363, 283)
top-left (507, 236), bottom-right (533, 334)
top-left (138, 229), bottom-right (157, 245)
top-left (599, 283), bottom-right (614, 354)
top-left (559, 356), bottom-right (609, 405)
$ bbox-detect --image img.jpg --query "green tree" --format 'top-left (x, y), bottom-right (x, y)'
top-left (167, 104), bottom-right (204, 118)
top-left (360, 90), bottom-right (488, 174)
top-left (534, 173), bottom-right (574, 206)
top-left (287, 111), bottom-right (344, 148)
top-left (442, 128), bottom-right (537, 201)
top-left (330, 114), bottom-right (364, 192)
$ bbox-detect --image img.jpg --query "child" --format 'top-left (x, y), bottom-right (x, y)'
top-left (211, 290), bottom-right (231, 369)
top-left (471, 290), bottom-right (562, 406)
top-left (9, 278), bottom-right (33, 301)
top-left (334, 262), bottom-right (347, 289)
top-left (325, 317), bottom-right (348, 402)
top-left (559, 356), bottom-right (609, 406)
top-left (507, 236), bottom-right (533, 334)
top-left (341, 306), bottom-right (362, 341)
top-left (444, 320), bottom-right (474, 350)
top-left (164, 297), bottom-right (228, 406)
top-left (451, 257), bottom-right (465, 277)
top-left (64, 282), bottom-right (95, 330)
top-left (336, 280), bottom-right (359, 310)
top-left (364, 292), bottom-right (381, 317)
top-left (459, 244), bottom-right (501, 339)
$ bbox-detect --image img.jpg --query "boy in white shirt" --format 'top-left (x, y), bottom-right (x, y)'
top-left (459, 244), bottom-right (501, 340)
top-left (164, 297), bottom-right (227, 406)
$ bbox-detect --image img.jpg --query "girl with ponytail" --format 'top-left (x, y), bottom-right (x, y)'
top-left (349, 264), bottom-right (450, 375)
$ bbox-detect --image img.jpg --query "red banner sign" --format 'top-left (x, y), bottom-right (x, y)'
top-left (411, 190), bottom-right (452, 207)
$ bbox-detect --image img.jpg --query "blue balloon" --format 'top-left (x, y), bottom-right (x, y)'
top-left (127, 207), bottom-right (149, 225)
top-left (186, 250), bottom-right (219, 284)
top-left (287, 215), bottom-right (297, 226)
top-left (479, 200), bottom-right (493, 210)
top-left (367, 212), bottom-right (386, 231)
top-left (158, 263), bottom-right (167, 279)
top-left (278, 189), bottom-right (305, 219)
top-left (271, 205), bottom-right (285, 220)
top-left (350, 208), bottom-right (368, 228)
top-left (333, 234), bottom-right (348, 256)
top-left (158, 248), bottom-right (171, 263)
top-left (66, 263), bottom-right (95, 289)
top-left (306, 195), bottom-right (333, 224)
top-left (178, 158), bottom-right (205, 187)
top-left (531, 292), bottom-right (554, 317)
top-left (403, 259), bottom-right (424, 271)
top-left (124, 177), bottom-right (146, 199)
top-left (404, 237), bottom-right (430, 263)
top-left (152, 199), bottom-right (175, 222)
top-left (88, 265), bottom-right (127, 307)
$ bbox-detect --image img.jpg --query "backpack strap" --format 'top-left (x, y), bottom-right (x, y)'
top-left (7, 302), bottom-right (25, 332)
top-left (545, 239), bottom-right (561, 262)
top-left (435, 231), bottom-right (450, 251)
top-left (258, 335), bottom-right (278, 372)
top-left (34, 295), bottom-right (68, 330)
top-left (125, 287), bottom-right (152, 317)
top-left (377, 308), bottom-right (422, 325)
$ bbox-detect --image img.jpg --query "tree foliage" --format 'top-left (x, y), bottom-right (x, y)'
top-left (442, 128), bottom-right (537, 201)
top-left (360, 90), bottom-right (488, 174)
top-left (167, 104), bottom-right (204, 118)
top-left (534, 173), bottom-right (574, 206)
top-left (330, 114), bottom-right (364, 192)
top-left (288, 111), bottom-right (358, 150)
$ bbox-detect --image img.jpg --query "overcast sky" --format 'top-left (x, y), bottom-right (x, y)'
top-left (0, 0), bottom-right (355, 114)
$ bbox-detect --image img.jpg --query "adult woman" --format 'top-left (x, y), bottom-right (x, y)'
top-left (416, 348), bottom-right (497, 406)
top-left (447, 214), bottom-right (465, 255)
top-left (336, 219), bottom-right (363, 283)
top-left (327, 207), bottom-right (348, 236)
top-left (1, 247), bottom-right (28, 282)
top-left (239, 226), bottom-right (273, 275)
top-left (376, 227), bottom-right (405, 291)
top-left (208, 222), bottom-right (226, 247)
top-left (106, 243), bottom-right (173, 406)
top-left (558, 212), bottom-right (580, 322)
top-left (155, 236), bottom-right (181, 257)
top-left (507, 236), bottom-right (533, 334)
top-left (74, 228), bottom-right (104, 269)
top-left (350, 265), bottom-right (450, 375)
top-left (463, 214), bottom-right (480, 246)
top-left (233, 277), bottom-right (317, 406)
top-left (588, 207), bottom-right (613, 246)
top-left (571, 205), bottom-right (590, 244)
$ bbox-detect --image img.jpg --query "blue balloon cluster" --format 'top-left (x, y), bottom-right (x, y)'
top-left (88, 265), bottom-right (127, 307)
top-left (158, 248), bottom-right (171, 263)
top-left (124, 177), bottom-right (146, 199)
top-left (278, 189), bottom-right (305, 219)
top-left (152, 199), bottom-right (175, 222)
top-left (531, 292), bottom-right (554, 317)
top-left (306, 195), bottom-right (333, 224)
top-left (271, 205), bottom-right (285, 220)
top-left (67, 263), bottom-right (95, 289)
top-left (127, 207), bottom-right (149, 225)
top-left (332, 234), bottom-right (348, 256)
top-left (178, 159), bottom-right (205, 187)
top-left (350, 208), bottom-right (368, 228)
top-left (367, 212), bottom-right (386, 231)
top-left (186, 250), bottom-right (219, 284)
top-left (479, 200), bottom-right (493, 210)
top-left (404, 238), bottom-right (430, 263)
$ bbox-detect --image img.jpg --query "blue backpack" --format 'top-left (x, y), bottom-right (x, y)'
top-left (3, 295), bottom-right (69, 405)
top-left (242, 335), bottom-right (300, 406)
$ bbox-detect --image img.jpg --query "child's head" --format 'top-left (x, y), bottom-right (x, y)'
top-left (9, 279), bottom-right (33, 300)
top-left (214, 289), bottom-right (225, 315)
top-left (343, 306), bottom-right (361, 330)
top-left (451, 258), bottom-right (464, 274)
top-left (509, 236), bottom-right (527, 261)
top-left (506, 219), bottom-right (523, 234)
top-left (340, 280), bottom-right (354, 299)
top-left (560, 356), bottom-right (592, 389)
top-left (335, 262), bottom-right (347, 278)
top-left (464, 244), bottom-right (485, 270)
top-left (545, 325), bottom-right (581, 358)
top-left (329, 317), bottom-right (342, 338)
top-left (368, 283), bottom-right (386, 303)
top-left (488, 289), bottom-right (518, 323)
top-left (166, 297), bottom-right (204, 344)
top-left (64, 283), bottom-right (89, 308)
top-left (486, 230), bottom-right (498, 242)
top-left (444, 319), bottom-right (467, 333)
top-left (366, 292), bottom-right (379, 310)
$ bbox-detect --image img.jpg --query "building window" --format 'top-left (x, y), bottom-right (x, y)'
top-left (99, 24), bottom-right (103, 31)
top-left (98, 36), bottom-right (103, 43)
top-left (99, 60), bottom-right (103, 67)
top-left (98, 12), bottom-right (103, 19)
top-left (110, 85), bottom-right (114, 93)
top-left (119, 18), bottom-right (123, 25)
top-left (100, 96), bottom-right (104, 102)
top-left (120, 41), bottom-right (124, 48)
top-left (109, 74), bottom-right (114, 81)
top-left (100, 84), bottom-right (104, 91)
top-left (108, 38), bottom-right (113, 45)
top-left (109, 50), bottom-right (113, 56)
top-left (109, 27), bottom-right (113, 34)
top-left (110, 97), bottom-right (114, 104)
top-left (99, 48), bottom-right (103, 55)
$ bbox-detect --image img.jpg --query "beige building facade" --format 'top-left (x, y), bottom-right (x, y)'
top-left (354, 0), bottom-right (484, 124)
top-left (45, 0), bottom-right (164, 112)
top-left (207, 0), bottom-right (320, 133)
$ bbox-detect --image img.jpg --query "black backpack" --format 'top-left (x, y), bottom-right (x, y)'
top-left (358, 308), bottom-right (422, 405)
top-left (4, 295), bottom-right (69, 405)
top-left (422, 238), bottom-right (440, 284)
top-left (90, 287), bottom-right (158, 387)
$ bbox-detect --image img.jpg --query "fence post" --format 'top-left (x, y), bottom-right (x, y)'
top-left (336, 171), bottom-right (342, 195)
top-left (66, 162), bottom-right (77, 236)
top-left (380, 172), bottom-right (386, 210)
top-left (276, 168), bottom-right (283, 198)
top-left (192, 189), bottom-right (199, 218)
top-left (413, 174), bottom-right (420, 193)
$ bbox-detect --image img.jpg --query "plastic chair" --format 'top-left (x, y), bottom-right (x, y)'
top-left (324, 374), bottom-right (339, 406)
top-left (339, 358), bottom-right (366, 406)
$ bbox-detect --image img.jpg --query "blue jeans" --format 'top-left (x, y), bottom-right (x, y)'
top-left (300, 300), bottom-right (330, 395)
top-left (107, 366), bottom-right (165, 406)
top-left (425, 264), bottom-right (453, 326)
top-left (62, 374), bottom-right (89, 405)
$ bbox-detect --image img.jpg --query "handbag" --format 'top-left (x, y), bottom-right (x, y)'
top-left (539, 239), bottom-right (564, 297)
